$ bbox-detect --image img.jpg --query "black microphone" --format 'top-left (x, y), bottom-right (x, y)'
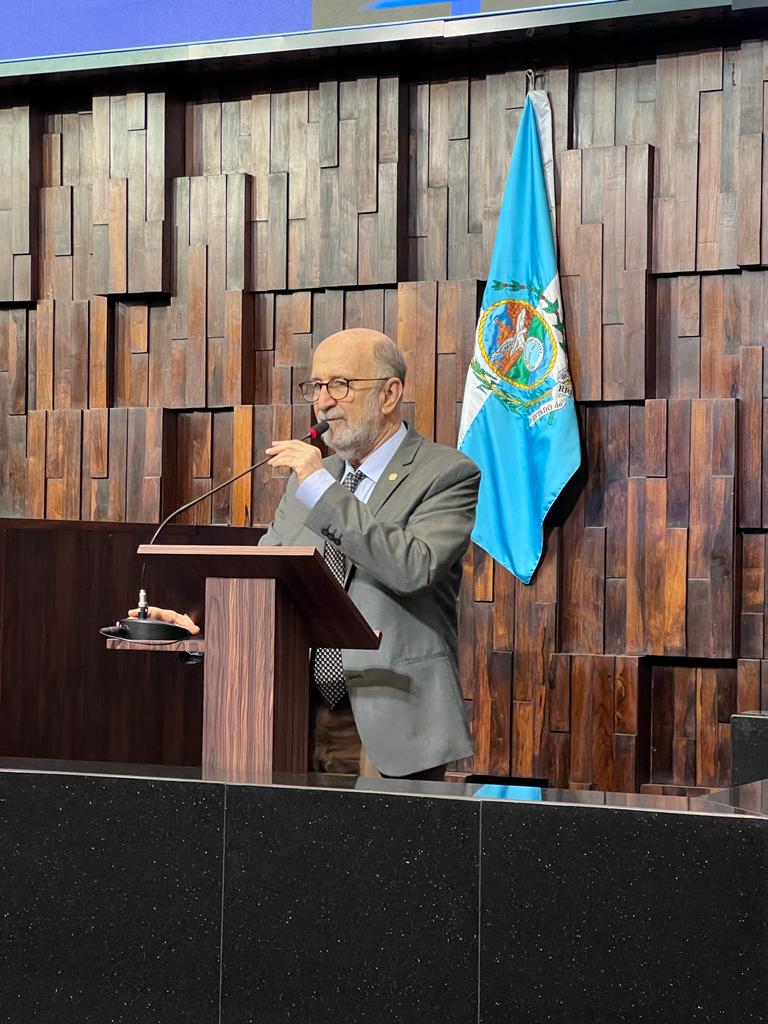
top-left (101, 422), bottom-right (330, 643)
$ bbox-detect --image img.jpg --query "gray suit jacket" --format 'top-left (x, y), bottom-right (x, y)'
top-left (259, 426), bottom-right (480, 776)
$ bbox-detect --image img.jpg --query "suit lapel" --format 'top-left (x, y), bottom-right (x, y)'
top-left (306, 430), bottom-right (423, 586)
top-left (341, 428), bottom-right (422, 587)
top-left (364, 427), bottom-right (423, 518)
top-left (324, 453), bottom-right (345, 484)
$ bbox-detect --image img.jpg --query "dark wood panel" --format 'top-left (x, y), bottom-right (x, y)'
top-left (0, 521), bottom-right (262, 765)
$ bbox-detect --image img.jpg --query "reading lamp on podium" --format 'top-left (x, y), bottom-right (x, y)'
top-left (100, 421), bottom-right (330, 643)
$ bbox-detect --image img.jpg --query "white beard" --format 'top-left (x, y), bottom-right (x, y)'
top-left (319, 396), bottom-right (382, 463)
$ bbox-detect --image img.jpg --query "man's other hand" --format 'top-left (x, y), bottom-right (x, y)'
top-left (125, 607), bottom-right (200, 635)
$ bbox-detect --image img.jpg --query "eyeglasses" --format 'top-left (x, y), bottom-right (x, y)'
top-left (298, 377), bottom-right (390, 403)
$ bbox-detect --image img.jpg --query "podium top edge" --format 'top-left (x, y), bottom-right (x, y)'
top-left (137, 544), bottom-right (319, 557)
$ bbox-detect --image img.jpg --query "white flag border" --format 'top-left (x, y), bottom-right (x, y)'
top-left (527, 90), bottom-right (557, 245)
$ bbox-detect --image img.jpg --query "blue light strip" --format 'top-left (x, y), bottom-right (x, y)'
top-left (474, 784), bottom-right (543, 801)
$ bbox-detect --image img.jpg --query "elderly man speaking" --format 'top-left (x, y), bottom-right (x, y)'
top-left (135, 328), bottom-right (480, 780)
top-left (263, 328), bottom-right (480, 780)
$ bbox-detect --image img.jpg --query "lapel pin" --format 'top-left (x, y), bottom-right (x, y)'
top-left (388, 472), bottom-right (398, 481)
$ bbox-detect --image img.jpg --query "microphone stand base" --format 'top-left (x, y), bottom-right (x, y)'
top-left (100, 617), bottom-right (193, 642)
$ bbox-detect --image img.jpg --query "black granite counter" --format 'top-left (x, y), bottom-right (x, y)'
top-left (0, 759), bottom-right (766, 1023)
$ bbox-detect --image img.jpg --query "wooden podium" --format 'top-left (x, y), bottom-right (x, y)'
top-left (106, 545), bottom-right (380, 777)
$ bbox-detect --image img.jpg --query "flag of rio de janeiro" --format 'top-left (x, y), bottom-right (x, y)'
top-left (458, 89), bottom-right (581, 585)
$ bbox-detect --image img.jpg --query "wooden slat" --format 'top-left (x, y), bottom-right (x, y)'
top-left (737, 134), bottom-right (763, 266)
top-left (737, 660), bottom-right (761, 713)
top-left (664, 528), bottom-right (688, 656)
top-left (397, 282), bottom-right (436, 441)
top-left (591, 656), bottom-right (615, 791)
top-left (569, 656), bottom-right (593, 785)
top-left (107, 178), bottom-right (127, 294)
top-left (46, 409), bottom-right (82, 520)
top-left (651, 665), bottom-right (675, 783)
top-left (185, 244), bottom-right (207, 407)
top-left (35, 299), bottom-right (54, 411)
top-left (643, 477), bottom-right (666, 653)
top-left (696, 669), bottom-right (719, 787)
top-left (548, 655), bottom-right (570, 735)
top-left (739, 346), bottom-right (763, 527)
top-left (644, 399), bottom-right (667, 477)
top-left (8, 310), bottom-right (27, 416)
top-left (696, 90), bottom-right (722, 272)
top-left (488, 650), bottom-right (512, 777)
top-left (626, 477), bottom-right (645, 655)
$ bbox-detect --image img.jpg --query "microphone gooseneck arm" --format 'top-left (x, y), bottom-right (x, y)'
top-left (137, 422), bottom-right (329, 615)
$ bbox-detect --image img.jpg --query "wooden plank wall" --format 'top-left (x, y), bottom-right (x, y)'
top-left (0, 106), bottom-right (39, 302)
top-left (1, 38), bottom-right (768, 785)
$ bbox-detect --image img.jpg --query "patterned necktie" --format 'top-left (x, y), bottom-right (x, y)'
top-left (313, 469), bottom-right (365, 707)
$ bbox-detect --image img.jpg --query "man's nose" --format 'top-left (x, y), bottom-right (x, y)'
top-left (314, 385), bottom-right (337, 412)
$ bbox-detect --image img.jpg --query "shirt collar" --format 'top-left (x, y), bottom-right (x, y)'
top-left (344, 422), bottom-right (408, 484)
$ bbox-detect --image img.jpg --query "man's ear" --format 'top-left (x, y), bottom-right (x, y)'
top-left (381, 377), bottom-right (404, 414)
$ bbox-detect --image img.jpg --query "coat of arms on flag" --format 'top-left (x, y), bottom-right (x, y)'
top-left (471, 281), bottom-right (573, 428)
top-left (458, 84), bottom-right (581, 585)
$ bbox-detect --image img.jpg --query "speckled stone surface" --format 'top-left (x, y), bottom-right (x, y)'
top-left (480, 803), bottom-right (768, 1023)
top-left (732, 713), bottom-right (768, 785)
top-left (3, 765), bottom-right (767, 1024)
top-left (0, 773), bottom-right (224, 1024)
top-left (220, 786), bottom-right (479, 1024)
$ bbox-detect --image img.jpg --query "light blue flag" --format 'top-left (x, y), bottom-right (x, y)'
top-left (458, 90), bottom-right (580, 584)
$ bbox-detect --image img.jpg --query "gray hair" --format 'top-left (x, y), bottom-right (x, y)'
top-left (374, 337), bottom-right (407, 386)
